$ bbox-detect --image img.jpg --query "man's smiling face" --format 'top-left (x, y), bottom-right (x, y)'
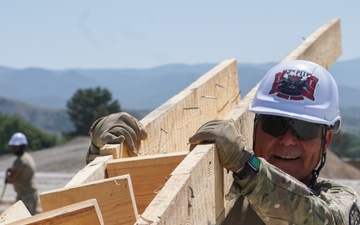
top-left (253, 120), bottom-right (332, 184)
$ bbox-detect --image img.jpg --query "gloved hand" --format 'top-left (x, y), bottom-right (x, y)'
top-left (189, 119), bottom-right (247, 172)
top-left (86, 112), bottom-right (148, 164)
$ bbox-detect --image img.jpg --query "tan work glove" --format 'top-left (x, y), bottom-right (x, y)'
top-left (189, 119), bottom-right (248, 172)
top-left (86, 112), bottom-right (148, 164)
top-left (190, 119), bottom-right (254, 200)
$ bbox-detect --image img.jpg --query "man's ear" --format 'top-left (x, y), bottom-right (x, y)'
top-left (252, 121), bottom-right (259, 154)
top-left (324, 130), bottom-right (333, 153)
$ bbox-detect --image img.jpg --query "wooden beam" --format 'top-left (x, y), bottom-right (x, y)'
top-left (32, 52), bottom-right (237, 225)
top-left (106, 151), bottom-right (188, 214)
top-left (0, 201), bottom-right (31, 224)
top-left (136, 144), bottom-right (227, 225)
top-left (40, 174), bottom-right (138, 225)
top-left (8, 199), bottom-right (104, 225)
top-left (65, 155), bottom-right (112, 188)
top-left (135, 18), bottom-right (342, 225)
top-left (100, 144), bottom-right (121, 159)
top-left (282, 18), bottom-right (342, 69)
top-left (139, 59), bottom-right (240, 155)
top-left (99, 144), bottom-right (133, 159)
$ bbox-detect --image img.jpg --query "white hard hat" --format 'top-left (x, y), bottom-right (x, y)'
top-left (8, 132), bottom-right (28, 146)
top-left (249, 60), bottom-right (341, 132)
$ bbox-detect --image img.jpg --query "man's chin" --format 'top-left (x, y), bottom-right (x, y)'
top-left (271, 160), bottom-right (302, 178)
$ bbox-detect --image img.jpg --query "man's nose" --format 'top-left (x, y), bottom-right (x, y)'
top-left (279, 129), bottom-right (297, 146)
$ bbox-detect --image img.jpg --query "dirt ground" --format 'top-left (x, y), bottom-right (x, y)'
top-left (1, 137), bottom-right (360, 214)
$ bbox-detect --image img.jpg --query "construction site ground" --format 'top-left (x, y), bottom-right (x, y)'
top-left (1, 136), bottom-right (360, 215)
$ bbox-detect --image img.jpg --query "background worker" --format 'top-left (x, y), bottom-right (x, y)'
top-left (87, 60), bottom-right (360, 224)
top-left (6, 132), bottom-right (38, 215)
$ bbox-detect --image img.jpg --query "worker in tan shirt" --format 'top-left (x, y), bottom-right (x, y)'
top-left (6, 132), bottom-right (38, 215)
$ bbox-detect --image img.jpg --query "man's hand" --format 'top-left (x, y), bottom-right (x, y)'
top-left (87, 112), bottom-right (148, 163)
top-left (5, 168), bottom-right (11, 184)
top-left (189, 119), bottom-right (247, 172)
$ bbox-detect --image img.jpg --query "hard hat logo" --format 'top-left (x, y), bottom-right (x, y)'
top-left (268, 69), bottom-right (318, 101)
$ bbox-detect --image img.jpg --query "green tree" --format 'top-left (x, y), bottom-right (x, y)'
top-left (66, 87), bottom-right (121, 136)
top-left (0, 113), bottom-right (59, 155)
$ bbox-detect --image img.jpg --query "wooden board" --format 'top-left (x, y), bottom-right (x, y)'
top-left (135, 18), bottom-right (342, 225)
top-left (40, 174), bottom-right (138, 225)
top-left (106, 151), bottom-right (188, 214)
top-left (282, 18), bottom-right (342, 69)
top-left (8, 199), bottom-right (104, 225)
top-left (139, 59), bottom-right (240, 155)
top-left (65, 155), bottom-right (112, 188)
top-left (0, 201), bottom-right (31, 224)
top-left (100, 144), bottom-right (121, 159)
top-left (136, 144), bottom-right (225, 225)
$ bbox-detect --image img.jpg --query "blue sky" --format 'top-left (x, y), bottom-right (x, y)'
top-left (0, 1), bottom-right (359, 70)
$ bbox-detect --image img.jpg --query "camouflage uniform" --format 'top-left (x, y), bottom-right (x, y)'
top-left (223, 158), bottom-right (360, 225)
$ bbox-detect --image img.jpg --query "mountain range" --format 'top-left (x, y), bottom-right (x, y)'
top-left (1, 59), bottom-right (360, 110)
top-left (0, 58), bottom-right (359, 133)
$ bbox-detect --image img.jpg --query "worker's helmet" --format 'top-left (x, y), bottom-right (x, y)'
top-left (249, 60), bottom-right (341, 132)
top-left (8, 132), bottom-right (28, 146)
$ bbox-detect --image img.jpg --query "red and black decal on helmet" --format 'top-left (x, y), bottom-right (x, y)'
top-left (268, 69), bottom-right (318, 101)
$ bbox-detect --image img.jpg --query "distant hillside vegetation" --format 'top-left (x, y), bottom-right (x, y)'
top-left (1, 93), bottom-right (360, 145)
top-left (340, 107), bottom-right (360, 135)
top-left (0, 97), bottom-right (73, 133)
top-left (0, 97), bottom-right (150, 133)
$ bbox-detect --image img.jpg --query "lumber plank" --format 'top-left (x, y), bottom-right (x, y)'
top-left (65, 155), bottom-right (112, 188)
top-left (40, 174), bottom-right (138, 225)
top-left (106, 151), bottom-right (188, 214)
top-left (136, 144), bottom-right (227, 225)
top-left (100, 144), bottom-right (121, 159)
top-left (139, 59), bottom-right (240, 155)
top-left (100, 144), bottom-right (132, 159)
top-left (135, 18), bottom-right (342, 225)
top-left (7, 199), bottom-right (104, 225)
top-left (282, 18), bottom-right (342, 69)
top-left (0, 201), bottom-right (31, 224)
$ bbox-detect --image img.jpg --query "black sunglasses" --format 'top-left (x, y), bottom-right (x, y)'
top-left (256, 114), bottom-right (327, 141)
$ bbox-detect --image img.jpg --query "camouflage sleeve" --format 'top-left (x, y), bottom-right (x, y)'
top-left (234, 158), bottom-right (360, 225)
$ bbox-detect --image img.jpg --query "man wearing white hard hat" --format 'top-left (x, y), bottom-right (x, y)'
top-left (6, 132), bottom-right (38, 215)
top-left (87, 60), bottom-right (360, 224)
top-left (189, 60), bottom-right (360, 224)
